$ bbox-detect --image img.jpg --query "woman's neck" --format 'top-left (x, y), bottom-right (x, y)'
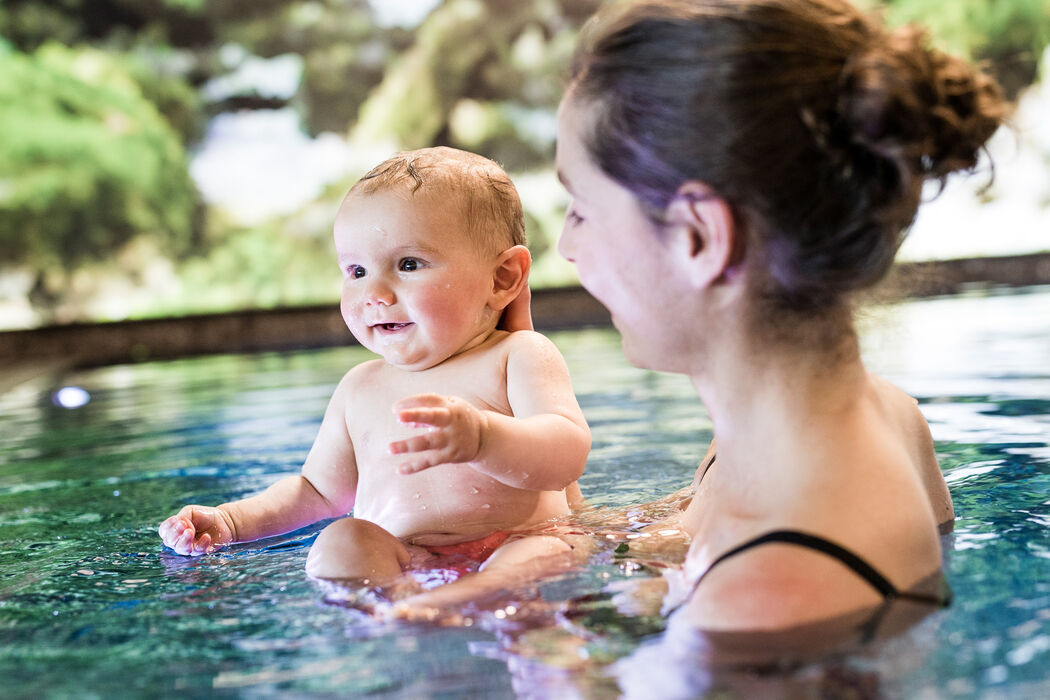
top-left (691, 318), bottom-right (868, 478)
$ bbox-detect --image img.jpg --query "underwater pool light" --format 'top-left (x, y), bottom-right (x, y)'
top-left (53, 386), bottom-right (91, 409)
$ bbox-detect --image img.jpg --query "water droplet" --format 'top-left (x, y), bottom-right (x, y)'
top-left (481, 504), bottom-right (490, 510)
top-left (420, 504), bottom-right (427, 510)
top-left (413, 493), bottom-right (421, 499)
top-left (469, 487), bottom-right (479, 495)
top-left (112, 490), bottom-right (121, 497)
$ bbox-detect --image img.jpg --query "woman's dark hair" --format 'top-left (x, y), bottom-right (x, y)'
top-left (568, 0), bottom-right (1005, 314)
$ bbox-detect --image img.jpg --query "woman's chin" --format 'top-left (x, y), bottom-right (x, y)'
top-left (619, 336), bottom-right (658, 371)
top-left (619, 334), bottom-right (690, 375)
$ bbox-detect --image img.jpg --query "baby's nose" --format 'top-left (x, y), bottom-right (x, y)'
top-left (364, 278), bottom-right (395, 305)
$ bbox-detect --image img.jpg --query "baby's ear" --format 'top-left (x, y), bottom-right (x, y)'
top-left (489, 244), bottom-right (531, 311)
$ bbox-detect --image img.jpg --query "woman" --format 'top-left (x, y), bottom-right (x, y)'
top-left (550, 0), bottom-right (1005, 630)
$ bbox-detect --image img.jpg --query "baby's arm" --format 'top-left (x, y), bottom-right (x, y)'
top-left (159, 374), bottom-right (359, 555)
top-left (391, 331), bottom-right (590, 491)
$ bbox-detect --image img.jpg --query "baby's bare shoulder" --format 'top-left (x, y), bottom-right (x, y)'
top-left (454, 331), bottom-right (560, 370)
top-left (336, 358), bottom-right (387, 391)
top-left (502, 329), bottom-right (563, 358)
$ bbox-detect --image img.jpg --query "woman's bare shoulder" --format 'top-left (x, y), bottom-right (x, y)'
top-left (868, 374), bottom-right (954, 527)
top-left (678, 542), bottom-right (885, 631)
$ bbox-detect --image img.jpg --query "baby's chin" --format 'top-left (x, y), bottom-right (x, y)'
top-left (383, 340), bottom-right (496, 372)
top-left (385, 356), bottom-right (449, 372)
top-left (368, 323), bottom-right (503, 371)
top-left (378, 345), bottom-right (462, 372)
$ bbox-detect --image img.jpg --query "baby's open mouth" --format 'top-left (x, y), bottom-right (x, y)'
top-left (373, 322), bottom-right (412, 332)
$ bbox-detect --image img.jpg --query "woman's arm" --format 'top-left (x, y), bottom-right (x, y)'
top-left (498, 285), bottom-right (533, 331)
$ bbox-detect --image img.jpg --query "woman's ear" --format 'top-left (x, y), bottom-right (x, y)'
top-left (489, 244), bottom-right (532, 311)
top-left (664, 182), bottom-right (742, 288)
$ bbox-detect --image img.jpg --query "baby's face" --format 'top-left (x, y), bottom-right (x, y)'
top-left (334, 189), bottom-right (501, 371)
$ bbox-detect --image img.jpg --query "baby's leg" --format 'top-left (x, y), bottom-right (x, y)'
top-left (391, 534), bottom-right (581, 617)
top-left (305, 517), bottom-right (411, 581)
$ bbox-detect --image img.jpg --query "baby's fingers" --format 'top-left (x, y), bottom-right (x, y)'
top-left (192, 532), bottom-right (213, 555)
top-left (159, 515), bottom-right (191, 546)
top-left (396, 406), bottom-right (449, 429)
top-left (389, 431), bottom-right (445, 457)
top-left (392, 393), bottom-right (448, 413)
top-left (397, 455), bottom-right (444, 474)
top-left (173, 526), bottom-right (198, 556)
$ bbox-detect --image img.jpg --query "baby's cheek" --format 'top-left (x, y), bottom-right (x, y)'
top-left (340, 306), bottom-right (368, 344)
top-left (420, 293), bottom-right (465, 327)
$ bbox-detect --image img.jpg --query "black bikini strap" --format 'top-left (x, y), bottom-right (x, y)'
top-left (699, 530), bottom-right (899, 598)
top-left (694, 452), bottom-right (716, 487)
top-left (675, 453), bottom-right (949, 613)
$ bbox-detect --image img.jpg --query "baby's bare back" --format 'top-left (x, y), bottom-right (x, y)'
top-left (343, 333), bottom-right (574, 545)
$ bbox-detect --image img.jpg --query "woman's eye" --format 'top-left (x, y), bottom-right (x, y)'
top-left (347, 265), bottom-right (366, 279)
top-left (566, 209), bottom-right (584, 226)
top-left (399, 258), bottom-right (420, 272)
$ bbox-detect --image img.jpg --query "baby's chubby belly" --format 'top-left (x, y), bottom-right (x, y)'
top-left (352, 464), bottom-right (570, 545)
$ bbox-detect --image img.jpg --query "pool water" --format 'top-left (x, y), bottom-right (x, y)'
top-left (1, 287), bottom-right (1048, 698)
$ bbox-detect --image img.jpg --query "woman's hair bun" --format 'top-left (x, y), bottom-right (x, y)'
top-left (837, 25), bottom-right (1005, 183)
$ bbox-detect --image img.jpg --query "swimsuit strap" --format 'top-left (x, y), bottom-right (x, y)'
top-left (670, 529), bottom-right (949, 618)
top-left (699, 530), bottom-right (897, 598)
top-left (684, 454), bottom-right (948, 608)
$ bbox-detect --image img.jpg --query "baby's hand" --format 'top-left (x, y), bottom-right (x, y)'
top-left (158, 505), bottom-right (235, 556)
top-left (389, 393), bottom-right (486, 474)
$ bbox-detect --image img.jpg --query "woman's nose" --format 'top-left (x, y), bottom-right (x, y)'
top-left (557, 223), bottom-right (576, 262)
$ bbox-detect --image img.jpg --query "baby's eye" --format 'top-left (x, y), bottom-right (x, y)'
top-left (398, 258), bottom-right (421, 272)
top-left (346, 264), bottom-right (366, 279)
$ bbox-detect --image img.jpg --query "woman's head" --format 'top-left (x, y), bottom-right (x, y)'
top-left (563, 0), bottom-right (1004, 318)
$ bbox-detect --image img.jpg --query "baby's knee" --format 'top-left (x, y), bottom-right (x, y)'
top-left (316, 517), bottom-right (384, 544)
top-left (305, 518), bottom-right (406, 580)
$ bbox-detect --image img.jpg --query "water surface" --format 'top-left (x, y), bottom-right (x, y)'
top-left (1, 287), bottom-right (1048, 697)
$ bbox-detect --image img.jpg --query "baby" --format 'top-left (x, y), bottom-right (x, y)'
top-left (158, 147), bottom-right (590, 610)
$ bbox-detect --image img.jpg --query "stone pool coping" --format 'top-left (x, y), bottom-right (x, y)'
top-left (2, 252), bottom-right (1048, 395)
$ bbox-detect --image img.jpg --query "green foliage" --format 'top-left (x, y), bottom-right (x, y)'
top-left (164, 219), bottom-right (339, 316)
top-left (0, 43), bottom-right (199, 274)
top-left (884, 0), bottom-right (1050, 96)
top-left (1, 0), bottom-right (1047, 327)
top-left (351, 0), bottom-right (597, 171)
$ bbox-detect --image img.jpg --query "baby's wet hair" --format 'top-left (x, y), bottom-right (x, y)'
top-left (569, 0), bottom-right (1006, 319)
top-left (350, 147), bottom-right (526, 254)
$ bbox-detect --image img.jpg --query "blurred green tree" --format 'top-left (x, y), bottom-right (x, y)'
top-left (884, 0), bottom-right (1050, 98)
top-left (0, 43), bottom-right (200, 315)
top-left (0, 0), bottom-right (1048, 327)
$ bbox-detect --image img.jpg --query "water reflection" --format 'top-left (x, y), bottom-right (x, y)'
top-left (1, 289), bottom-right (1050, 696)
